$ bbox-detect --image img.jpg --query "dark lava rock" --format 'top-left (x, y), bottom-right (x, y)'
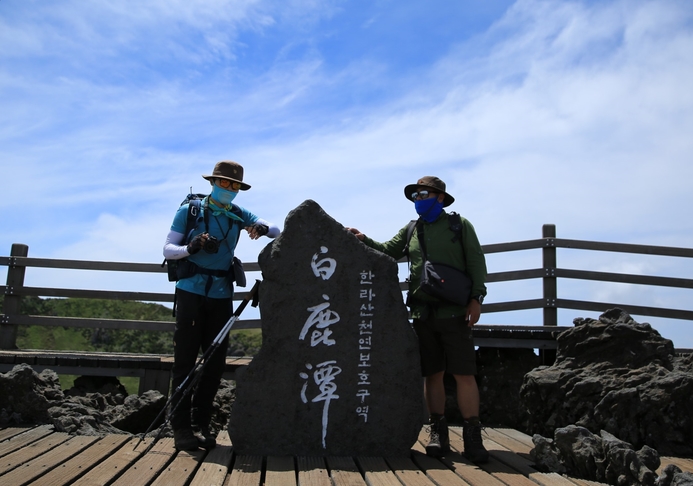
top-left (0, 363), bottom-right (64, 425)
top-left (532, 425), bottom-right (660, 486)
top-left (48, 399), bottom-right (124, 435)
top-left (521, 309), bottom-right (693, 457)
top-left (107, 390), bottom-right (166, 434)
top-left (1, 363), bottom-right (236, 439)
top-left (657, 464), bottom-right (693, 486)
top-left (229, 200), bottom-right (423, 456)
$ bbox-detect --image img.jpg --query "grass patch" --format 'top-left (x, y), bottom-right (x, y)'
top-left (228, 329), bottom-right (262, 356)
top-left (19, 326), bottom-right (91, 351)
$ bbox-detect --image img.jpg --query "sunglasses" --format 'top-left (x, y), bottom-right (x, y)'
top-left (217, 179), bottom-right (242, 191)
top-left (411, 190), bottom-right (437, 201)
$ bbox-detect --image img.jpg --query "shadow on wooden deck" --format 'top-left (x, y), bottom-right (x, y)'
top-left (1, 424), bottom-right (691, 485)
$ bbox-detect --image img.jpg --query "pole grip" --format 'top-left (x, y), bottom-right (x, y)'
top-left (234, 279), bottom-right (261, 317)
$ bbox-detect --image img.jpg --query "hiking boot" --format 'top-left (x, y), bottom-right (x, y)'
top-left (174, 428), bottom-right (200, 451)
top-left (195, 427), bottom-right (217, 449)
top-left (462, 417), bottom-right (489, 464)
top-left (425, 414), bottom-right (450, 458)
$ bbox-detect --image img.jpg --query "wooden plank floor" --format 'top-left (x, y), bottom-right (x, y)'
top-left (1, 425), bottom-right (691, 486)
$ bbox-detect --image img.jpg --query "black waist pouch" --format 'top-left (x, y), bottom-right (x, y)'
top-left (232, 256), bottom-right (246, 287)
top-left (420, 260), bottom-right (472, 306)
top-left (165, 259), bottom-right (178, 282)
top-left (175, 259), bottom-right (199, 280)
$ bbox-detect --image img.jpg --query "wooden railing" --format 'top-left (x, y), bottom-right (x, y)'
top-left (1, 224), bottom-right (692, 393)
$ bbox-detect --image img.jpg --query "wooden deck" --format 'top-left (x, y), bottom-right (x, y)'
top-left (1, 425), bottom-right (691, 486)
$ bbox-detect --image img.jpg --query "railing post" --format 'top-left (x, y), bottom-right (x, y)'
top-left (542, 225), bottom-right (557, 327)
top-left (1, 244), bottom-right (28, 349)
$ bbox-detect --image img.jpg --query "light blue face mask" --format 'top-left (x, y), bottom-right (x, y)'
top-left (415, 197), bottom-right (444, 223)
top-left (211, 185), bottom-right (238, 206)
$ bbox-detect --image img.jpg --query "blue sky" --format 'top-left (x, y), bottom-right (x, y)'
top-left (2, 0), bottom-right (693, 348)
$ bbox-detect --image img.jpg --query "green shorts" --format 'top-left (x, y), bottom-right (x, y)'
top-left (412, 315), bottom-right (477, 377)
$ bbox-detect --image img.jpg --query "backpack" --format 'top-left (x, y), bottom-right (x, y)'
top-left (163, 193), bottom-right (207, 282)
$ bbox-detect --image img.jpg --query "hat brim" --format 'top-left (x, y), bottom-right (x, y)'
top-left (404, 183), bottom-right (454, 207)
top-left (202, 174), bottom-right (251, 191)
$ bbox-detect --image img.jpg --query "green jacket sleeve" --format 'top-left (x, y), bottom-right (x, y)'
top-left (361, 224), bottom-right (410, 261)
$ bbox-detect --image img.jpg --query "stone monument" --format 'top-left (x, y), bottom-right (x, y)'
top-left (229, 200), bottom-right (423, 456)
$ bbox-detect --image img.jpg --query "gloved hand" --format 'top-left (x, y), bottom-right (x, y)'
top-left (248, 223), bottom-right (269, 237)
top-left (187, 234), bottom-right (206, 255)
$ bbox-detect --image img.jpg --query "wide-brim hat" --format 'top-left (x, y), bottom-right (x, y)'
top-left (404, 176), bottom-right (454, 207)
top-left (202, 161), bottom-right (251, 190)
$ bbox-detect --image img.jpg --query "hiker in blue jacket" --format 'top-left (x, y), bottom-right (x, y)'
top-left (163, 160), bottom-right (279, 451)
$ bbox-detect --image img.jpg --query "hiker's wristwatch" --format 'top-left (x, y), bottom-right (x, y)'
top-left (471, 295), bottom-right (484, 304)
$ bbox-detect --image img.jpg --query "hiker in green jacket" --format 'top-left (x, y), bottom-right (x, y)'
top-left (347, 176), bottom-right (489, 463)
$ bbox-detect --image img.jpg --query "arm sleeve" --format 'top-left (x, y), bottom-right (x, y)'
top-left (361, 225), bottom-right (409, 260)
top-left (163, 230), bottom-right (190, 260)
top-left (255, 218), bottom-right (281, 238)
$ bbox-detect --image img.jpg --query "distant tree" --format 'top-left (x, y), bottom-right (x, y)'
top-left (1, 295), bottom-right (261, 356)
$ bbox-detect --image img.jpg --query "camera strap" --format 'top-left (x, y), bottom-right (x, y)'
top-left (204, 200), bottom-right (242, 297)
top-left (204, 199), bottom-right (237, 246)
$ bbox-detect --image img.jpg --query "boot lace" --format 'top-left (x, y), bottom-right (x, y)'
top-left (464, 423), bottom-right (485, 446)
top-left (426, 424), bottom-right (441, 445)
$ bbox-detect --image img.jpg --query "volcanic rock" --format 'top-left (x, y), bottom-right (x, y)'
top-left (657, 465), bottom-right (693, 486)
top-left (521, 308), bottom-right (693, 457)
top-left (0, 364), bottom-right (227, 437)
top-left (532, 425), bottom-right (660, 485)
top-left (229, 199), bottom-right (423, 456)
top-left (0, 363), bottom-right (64, 425)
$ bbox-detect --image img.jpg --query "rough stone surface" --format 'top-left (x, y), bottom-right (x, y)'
top-left (48, 398), bottom-right (124, 435)
top-left (0, 363), bottom-right (64, 424)
top-left (520, 308), bottom-right (693, 457)
top-left (0, 364), bottom-right (234, 438)
top-left (206, 379), bottom-right (236, 437)
top-left (229, 199), bottom-right (423, 456)
top-left (532, 425), bottom-right (661, 486)
top-left (657, 465), bottom-right (693, 486)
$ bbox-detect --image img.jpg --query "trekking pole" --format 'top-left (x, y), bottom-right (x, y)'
top-left (134, 279), bottom-right (261, 452)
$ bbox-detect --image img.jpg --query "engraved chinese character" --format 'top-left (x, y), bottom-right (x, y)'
top-left (299, 361), bottom-right (342, 448)
top-left (300, 294), bottom-right (340, 346)
top-left (311, 246), bottom-right (336, 280)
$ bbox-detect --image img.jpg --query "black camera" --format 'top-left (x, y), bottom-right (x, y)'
top-left (203, 235), bottom-right (220, 254)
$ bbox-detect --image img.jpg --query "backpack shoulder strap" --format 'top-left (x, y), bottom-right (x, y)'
top-left (184, 198), bottom-right (203, 243)
top-left (448, 212), bottom-right (463, 243)
top-left (447, 212), bottom-right (467, 263)
top-left (229, 203), bottom-right (245, 247)
top-left (403, 219), bottom-right (419, 256)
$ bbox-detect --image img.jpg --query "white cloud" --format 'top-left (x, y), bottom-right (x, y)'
top-left (2, 0), bottom-right (693, 347)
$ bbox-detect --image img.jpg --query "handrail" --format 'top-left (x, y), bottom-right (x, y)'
top-left (552, 238), bottom-right (693, 257)
top-left (0, 285), bottom-right (258, 303)
top-left (2, 224), bottom-right (693, 350)
top-left (0, 256), bottom-right (262, 273)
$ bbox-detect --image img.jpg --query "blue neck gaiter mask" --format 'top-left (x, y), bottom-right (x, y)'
top-left (211, 185), bottom-right (238, 206)
top-left (415, 198), bottom-right (444, 223)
